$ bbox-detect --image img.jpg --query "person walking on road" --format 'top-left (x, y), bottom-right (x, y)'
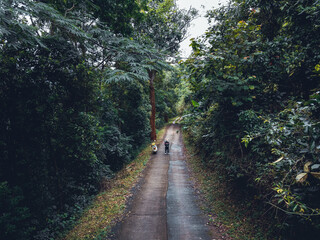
top-left (164, 139), bottom-right (170, 154)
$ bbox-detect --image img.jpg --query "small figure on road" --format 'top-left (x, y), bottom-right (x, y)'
top-left (164, 139), bottom-right (170, 154)
top-left (151, 140), bottom-right (158, 154)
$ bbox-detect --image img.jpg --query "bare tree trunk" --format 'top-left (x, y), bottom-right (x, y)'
top-left (149, 70), bottom-right (157, 141)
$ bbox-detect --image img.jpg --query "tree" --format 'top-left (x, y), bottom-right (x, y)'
top-left (134, 0), bottom-right (197, 140)
top-left (0, 0), bottom-right (196, 238)
top-left (0, 0), bottom-right (168, 238)
top-left (180, 0), bottom-right (320, 238)
top-left (40, 0), bottom-right (145, 36)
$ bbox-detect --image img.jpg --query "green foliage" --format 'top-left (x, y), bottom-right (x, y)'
top-left (180, 0), bottom-right (320, 238)
top-left (0, 0), bottom-right (185, 239)
top-left (99, 80), bottom-right (151, 167)
top-left (0, 182), bottom-right (33, 240)
top-left (134, 0), bottom-right (198, 54)
top-left (0, 33), bottom-right (103, 239)
top-left (155, 70), bottom-right (181, 127)
top-left (249, 95), bottom-right (320, 210)
top-left (88, 0), bottom-right (144, 36)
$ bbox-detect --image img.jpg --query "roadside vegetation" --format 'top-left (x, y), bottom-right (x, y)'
top-left (178, 0), bottom-right (320, 239)
top-left (184, 132), bottom-right (275, 240)
top-left (0, 0), bottom-right (194, 239)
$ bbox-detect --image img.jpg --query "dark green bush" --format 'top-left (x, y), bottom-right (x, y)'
top-left (180, 0), bottom-right (320, 238)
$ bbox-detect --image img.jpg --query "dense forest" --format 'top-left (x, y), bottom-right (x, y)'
top-left (0, 0), bottom-right (195, 239)
top-left (179, 0), bottom-right (320, 239)
top-left (1, 0), bottom-right (320, 239)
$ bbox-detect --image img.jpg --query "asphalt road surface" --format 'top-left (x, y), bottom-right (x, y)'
top-left (115, 124), bottom-right (213, 240)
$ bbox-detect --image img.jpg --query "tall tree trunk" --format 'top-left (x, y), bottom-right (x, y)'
top-left (149, 70), bottom-right (157, 141)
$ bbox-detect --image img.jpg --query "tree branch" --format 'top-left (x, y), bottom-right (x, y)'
top-left (65, 4), bottom-right (75, 17)
top-left (267, 202), bottom-right (320, 217)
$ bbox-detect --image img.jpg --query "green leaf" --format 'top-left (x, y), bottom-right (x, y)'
top-left (191, 100), bottom-right (199, 108)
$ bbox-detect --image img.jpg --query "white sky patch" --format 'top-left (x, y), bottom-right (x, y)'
top-left (176, 0), bottom-right (229, 58)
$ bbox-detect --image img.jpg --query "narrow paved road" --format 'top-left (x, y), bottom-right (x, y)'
top-left (115, 124), bottom-right (212, 240)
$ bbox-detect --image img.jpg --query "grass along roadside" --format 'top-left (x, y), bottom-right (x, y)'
top-left (63, 127), bottom-right (167, 240)
top-left (182, 131), bottom-right (275, 240)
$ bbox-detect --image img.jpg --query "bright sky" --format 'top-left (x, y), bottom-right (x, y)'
top-left (176, 0), bottom-right (229, 58)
